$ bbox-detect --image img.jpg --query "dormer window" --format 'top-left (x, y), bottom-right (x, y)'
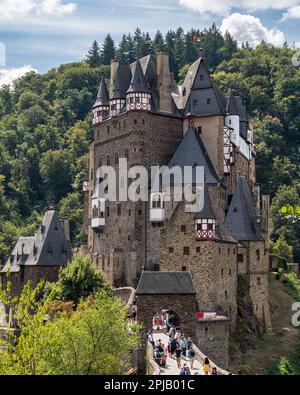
top-left (48, 247), bottom-right (52, 256)
top-left (195, 218), bottom-right (217, 241)
top-left (200, 75), bottom-right (204, 81)
top-left (207, 98), bottom-right (211, 105)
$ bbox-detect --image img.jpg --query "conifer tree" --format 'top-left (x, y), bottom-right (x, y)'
top-left (101, 34), bottom-right (116, 65)
top-left (154, 30), bottom-right (165, 53)
top-left (86, 40), bottom-right (102, 68)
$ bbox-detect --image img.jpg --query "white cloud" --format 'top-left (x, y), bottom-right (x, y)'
top-left (220, 13), bottom-right (286, 47)
top-left (282, 5), bottom-right (300, 20)
top-left (0, 0), bottom-right (76, 19)
top-left (0, 65), bottom-right (38, 86)
top-left (39, 0), bottom-right (76, 15)
top-left (179, 0), bottom-right (300, 16)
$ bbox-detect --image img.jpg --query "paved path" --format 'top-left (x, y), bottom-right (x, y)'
top-left (152, 332), bottom-right (205, 376)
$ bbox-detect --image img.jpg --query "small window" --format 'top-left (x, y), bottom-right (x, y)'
top-left (228, 248), bottom-right (230, 254)
top-left (128, 209), bottom-right (131, 217)
top-left (193, 100), bottom-right (198, 106)
top-left (169, 247), bottom-right (174, 254)
top-left (119, 228), bottom-right (121, 234)
top-left (257, 277), bottom-right (261, 285)
top-left (106, 206), bottom-right (110, 217)
top-left (134, 119), bottom-right (137, 125)
top-left (107, 126), bottom-right (110, 134)
top-left (256, 250), bottom-right (260, 261)
top-left (115, 153), bottom-right (119, 165)
top-left (183, 247), bottom-right (190, 256)
top-left (198, 126), bottom-right (202, 134)
top-left (207, 98), bottom-right (211, 105)
top-left (196, 247), bottom-right (200, 253)
top-left (138, 209), bottom-right (142, 216)
top-left (225, 291), bottom-right (228, 300)
top-left (107, 155), bottom-right (111, 166)
top-left (181, 225), bottom-right (186, 233)
top-left (200, 75), bottom-right (204, 81)
top-left (219, 247), bottom-right (221, 254)
top-left (117, 204), bottom-right (121, 216)
top-left (182, 266), bottom-right (187, 272)
top-left (229, 269), bottom-right (232, 276)
top-left (128, 235), bottom-right (131, 241)
top-left (238, 254), bottom-right (244, 263)
top-left (221, 268), bottom-right (224, 277)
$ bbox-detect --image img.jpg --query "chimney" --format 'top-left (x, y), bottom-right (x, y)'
top-left (157, 52), bottom-right (173, 113)
top-left (61, 217), bottom-right (70, 243)
top-left (110, 59), bottom-right (119, 97)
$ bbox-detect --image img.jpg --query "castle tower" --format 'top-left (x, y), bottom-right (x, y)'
top-left (92, 76), bottom-right (109, 126)
top-left (224, 176), bottom-right (272, 333)
top-left (126, 60), bottom-right (152, 112)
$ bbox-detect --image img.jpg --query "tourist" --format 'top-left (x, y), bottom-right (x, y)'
top-left (168, 325), bottom-right (176, 341)
top-left (161, 345), bottom-right (167, 368)
top-left (179, 363), bottom-right (191, 375)
top-left (175, 344), bottom-right (182, 368)
top-left (147, 330), bottom-right (155, 348)
top-left (203, 357), bottom-right (210, 375)
top-left (154, 349), bottom-right (161, 366)
top-left (187, 337), bottom-right (193, 349)
top-left (179, 335), bottom-right (188, 356)
top-left (212, 367), bottom-right (218, 375)
top-left (170, 338), bottom-right (178, 358)
top-left (189, 347), bottom-right (196, 369)
top-left (131, 302), bottom-right (137, 322)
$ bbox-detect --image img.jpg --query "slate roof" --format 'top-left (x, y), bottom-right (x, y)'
top-left (2, 211), bottom-right (72, 273)
top-left (168, 127), bottom-right (221, 185)
top-left (111, 64), bottom-right (131, 100)
top-left (127, 59), bottom-right (151, 94)
top-left (136, 271), bottom-right (197, 295)
top-left (181, 58), bottom-right (227, 117)
top-left (224, 177), bottom-right (263, 241)
top-left (93, 76), bottom-right (109, 108)
top-left (194, 182), bottom-right (216, 219)
top-left (226, 91), bottom-right (239, 115)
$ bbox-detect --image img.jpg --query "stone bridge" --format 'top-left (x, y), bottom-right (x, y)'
top-left (129, 271), bottom-right (230, 374)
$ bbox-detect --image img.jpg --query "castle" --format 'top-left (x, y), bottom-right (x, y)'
top-left (84, 53), bottom-right (272, 364)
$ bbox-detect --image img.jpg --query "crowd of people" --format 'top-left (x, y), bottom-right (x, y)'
top-left (148, 311), bottom-right (219, 376)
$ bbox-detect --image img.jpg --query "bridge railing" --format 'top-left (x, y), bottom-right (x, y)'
top-left (192, 343), bottom-right (230, 375)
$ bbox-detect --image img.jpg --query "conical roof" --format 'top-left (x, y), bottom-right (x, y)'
top-left (111, 64), bottom-right (131, 100)
top-left (168, 127), bottom-right (220, 185)
top-left (226, 91), bottom-right (238, 115)
top-left (194, 182), bottom-right (216, 219)
top-left (224, 177), bottom-right (263, 241)
top-left (93, 76), bottom-right (109, 108)
top-left (127, 59), bottom-right (151, 94)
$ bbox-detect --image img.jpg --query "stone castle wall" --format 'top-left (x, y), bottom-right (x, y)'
top-left (159, 201), bottom-right (237, 328)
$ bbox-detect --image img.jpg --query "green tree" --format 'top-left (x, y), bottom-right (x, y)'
top-left (101, 34), bottom-right (116, 65)
top-left (59, 192), bottom-right (83, 246)
top-left (39, 149), bottom-right (73, 203)
top-left (50, 253), bottom-right (112, 304)
top-left (86, 40), bottom-right (102, 68)
top-left (270, 236), bottom-right (294, 263)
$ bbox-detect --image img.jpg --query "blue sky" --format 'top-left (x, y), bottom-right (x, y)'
top-left (0, 0), bottom-right (300, 84)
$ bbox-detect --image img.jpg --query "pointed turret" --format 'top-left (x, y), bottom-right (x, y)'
top-left (126, 60), bottom-right (151, 112)
top-left (110, 64), bottom-right (131, 117)
top-left (224, 176), bottom-right (263, 242)
top-left (92, 76), bottom-right (109, 125)
top-left (183, 58), bottom-right (227, 117)
top-left (194, 181), bottom-right (217, 241)
top-left (226, 91), bottom-right (238, 115)
top-left (93, 76), bottom-right (109, 108)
